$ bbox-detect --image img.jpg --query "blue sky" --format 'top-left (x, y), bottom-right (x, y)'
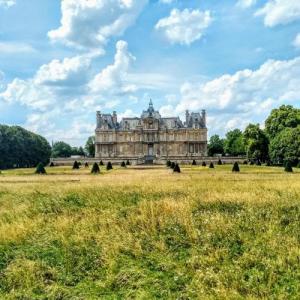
top-left (0, 0), bottom-right (299, 145)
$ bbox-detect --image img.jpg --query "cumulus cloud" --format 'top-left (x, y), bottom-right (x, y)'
top-left (236, 0), bottom-right (256, 8)
top-left (0, 42), bottom-right (35, 54)
top-left (255, 0), bottom-right (300, 27)
top-left (89, 40), bottom-right (136, 94)
top-left (0, 40), bottom-right (143, 144)
top-left (176, 56), bottom-right (300, 113)
top-left (0, 53), bottom-right (92, 111)
top-left (25, 111), bottom-right (95, 146)
top-left (159, 0), bottom-right (174, 3)
top-left (0, 0), bottom-right (15, 8)
top-left (1, 79), bottom-right (54, 111)
top-left (34, 55), bottom-right (91, 86)
top-left (165, 56), bottom-right (300, 134)
top-left (48, 0), bottom-right (147, 50)
top-left (293, 33), bottom-right (300, 49)
top-left (0, 70), bottom-right (4, 90)
top-left (155, 8), bottom-right (212, 45)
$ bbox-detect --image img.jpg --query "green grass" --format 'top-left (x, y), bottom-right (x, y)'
top-left (0, 165), bottom-right (299, 299)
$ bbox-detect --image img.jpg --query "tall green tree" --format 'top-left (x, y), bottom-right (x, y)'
top-left (85, 136), bottom-right (95, 157)
top-left (269, 126), bottom-right (300, 165)
top-left (243, 124), bottom-right (269, 162)
top-left (0, 125), bottom-right (51, 169)
top-left (208, 135), bottom-right (224, 156)
top-left (265, 105), bottom-right (300, 139)
top-left (71, 146), bottom-right (85, 156)
top-left (51, 141), bottom-right (72, 158)
top-left (224, 129), bottom-right (246, 156)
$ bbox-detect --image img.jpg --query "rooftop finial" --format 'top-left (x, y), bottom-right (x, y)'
top-left (147, 99), bottom-right (154, 114)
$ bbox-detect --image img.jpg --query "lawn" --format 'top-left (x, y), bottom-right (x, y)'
top-left (0, 164), bottom-right (299, 299)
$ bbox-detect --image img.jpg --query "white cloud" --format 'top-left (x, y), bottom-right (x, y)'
top-left (0, 40), bottom-right (142, 142)
top-left (0, 78), bottom-right (54, 111)
top-left (236, 0), bottom-right (256, 8)
top-left (118, 109), bottom-right (135, 119)
top-left (0, 52), bottom-right (93, 111)
top-left (159, 104), bottom-right (175, 117)
top-left (0, 70), bottom-right (4, 90)
top-left (0, 0), bottom-right (15, 8)
top-left (25, 111), bottom-right (95, 146)
top-left (0, 42), bottom-right (35, 54)
top-left (159, 0), bottom-right (174, 3)
top-left (293, 33), bottom-right (300, 49)
top-left (48, 0), bottom-right (147, 50)
top-left (34, 55), bottom-right (91, 86)
top-left (155, 8), bottom-right (212, 45)
top-left (172, 56), bottom-right (300, 134)
top-left (255, 0), bottom-right (300, 27)
top-left (89, 40), bottom-right (136, 94)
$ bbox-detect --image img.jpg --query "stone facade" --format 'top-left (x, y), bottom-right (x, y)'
top-left (95, 100), bottom-right (207, 163)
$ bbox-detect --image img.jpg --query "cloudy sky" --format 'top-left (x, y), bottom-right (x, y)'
top-left (0, 0), bottom-right (299, 145)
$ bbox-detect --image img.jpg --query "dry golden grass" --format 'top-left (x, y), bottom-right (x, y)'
top-left (0, 164), bottom-right (299, 299)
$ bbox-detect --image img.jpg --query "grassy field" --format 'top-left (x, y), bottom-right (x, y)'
top-left (0, 164), bottom-right (299, 299)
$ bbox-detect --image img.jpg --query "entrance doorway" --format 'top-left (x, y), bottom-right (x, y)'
top-left (148, 144), bottom-right (153, 156)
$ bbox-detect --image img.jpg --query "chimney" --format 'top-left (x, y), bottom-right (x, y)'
top-left (201, 110), bottom-right (206, 127)
top-left (96, 111), bottom-right (101, 128)
top-left (185, 110), bottom-right (190, 126)
top-left (112, 111), bottom-right (117, 124)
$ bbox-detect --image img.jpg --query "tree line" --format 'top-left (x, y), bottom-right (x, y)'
top-left (0, 125), bottom-right (95, 170)
top-left (208, 105), bottom-right (300, 165)
top-left (1, 105), bottom-right (299, 169)
top-left (0, 125), bottom-right (51, 169)
top-left (51, 136), bottom-right (95, 158)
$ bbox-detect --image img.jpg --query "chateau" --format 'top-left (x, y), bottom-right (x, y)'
top-left (95, 100), bottom-right (207, 164)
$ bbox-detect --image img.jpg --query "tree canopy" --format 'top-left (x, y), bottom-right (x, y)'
top-left (269, 126), bottom-right (300, 165)
top-left (208, 134), bottom-right (224, 156)
top-left (51, 141), bottom-right (73, 158)
top-left (85, 136), bottom-right (95, 157)
top-left (224, 129), bottom-right (246, 156)
top-left (0, 125), bottom-right (51, 169)
top-left (265, 105), bottom-right (300, 139)
top-left (243, 124), bottom-right (269, 162)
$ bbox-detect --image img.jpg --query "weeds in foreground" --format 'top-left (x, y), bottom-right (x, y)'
top-left (0, 165), bottom-right (299, 298)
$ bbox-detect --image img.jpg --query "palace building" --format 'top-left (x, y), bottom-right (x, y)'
top-left (95, 100), bottom-right (207, 164)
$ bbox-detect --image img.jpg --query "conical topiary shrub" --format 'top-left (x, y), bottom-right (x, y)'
top-left (217, 159), bottom-right (222, 165)
top-left (173, 163), bottom-right (181, 173)
top-left (85, 162), bottom-right (89, 168)
top-left (126, 160), bottom-right (131, 166)
top-left (192, 159), bottom-right (197, 165)
top-left (72, 161), bottom-right (80, 169)
top-left (209, 162), bottom-right (214, 169)
top-left (35, 162), bottom-right (46, 174)
top-left (121, 161), bottom-right (126, 167)
top-left (99, 160), bottom-right (104, 166)
top-left (49, 162), bottom-right (54, 167)
top-left (91, 162), bottom-right (100, 174)
top-left (106, 161), bottom-right (113, 171)
top-left (266, 161), bottom-right (271, 166)
top-left (171, 162), bottom-right (176, 169)
top-left (250, 160), bottom-right (254, 165)
top-left (232, 162), bottom-right (240, 172)
top-left (243, 160), bottom-right (248, 165)
top-left (284, 161), bottom-right (293, 173)
top-left (166, 160), bottom-right (171, 167)
top-left (202, 161), bottom-right (206, 167)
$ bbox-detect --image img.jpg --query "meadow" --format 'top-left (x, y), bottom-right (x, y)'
top-left (0, 164), bottom-right (299, 299)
